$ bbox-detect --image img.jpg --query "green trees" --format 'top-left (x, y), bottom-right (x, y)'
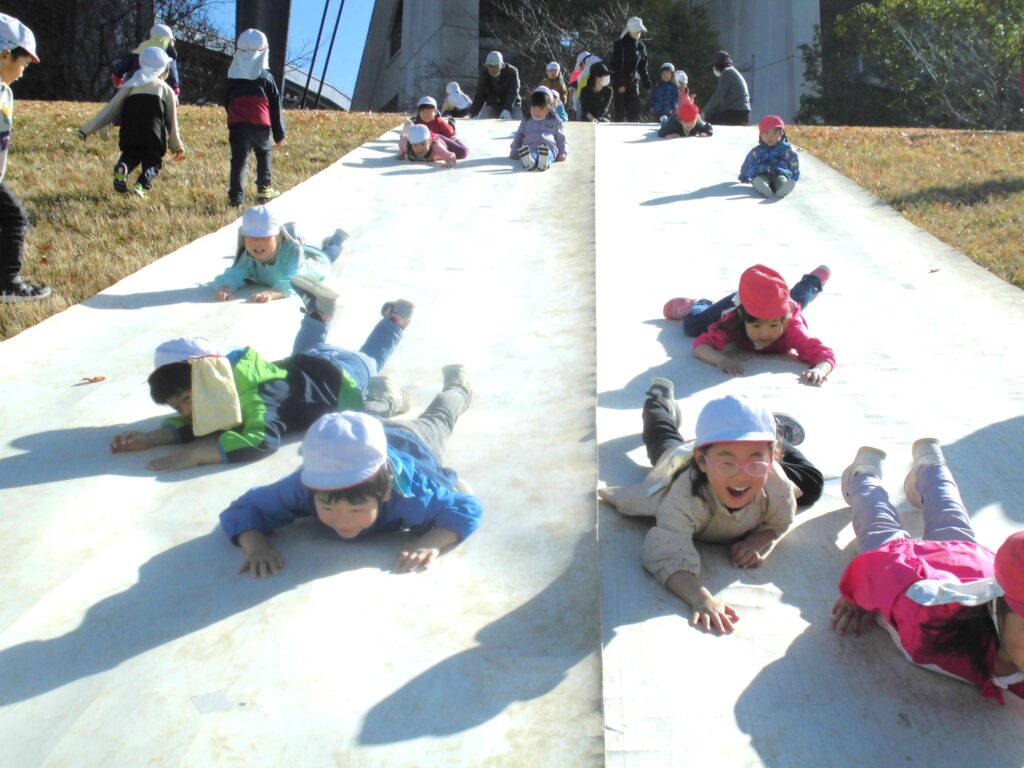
top-left (798, 0), bottom-right (1024, 128)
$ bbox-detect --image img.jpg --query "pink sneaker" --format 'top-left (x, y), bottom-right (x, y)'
top-left (663, 297), bottom-right (696, 321)
top-left (809, 265), bottom-right (831, 287)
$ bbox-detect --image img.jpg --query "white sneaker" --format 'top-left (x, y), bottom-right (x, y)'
top-left (840, 446), bottom-right (886, 502)
top-left (751, 176), bottom-right (772, 197)
top-left (517, 145), bottom-right (535, 170)
top-left (648, 376), bottom-right (681, 428)
top-left (367, 375), bottom-right (411, 416)
top-left (291, 276), bottom-right (338, 319)
top-left (536, 145), bottom-right (551, 171)
top-left (903, 438), bottom-right (944, 509)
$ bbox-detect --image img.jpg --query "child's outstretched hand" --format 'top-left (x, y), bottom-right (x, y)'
top-left (238, 530), bottom-right (285, 578)
top-left (717, 355), bottom-right (745, 376)
top-left (111, 430), bottom-right (150, 453)
top-left (730, 532), bottom-right (773, 568)
top-left (250, 291), bottom-right (274, 303)
top-left (444, 157), bottom-right (456, 169)
top-left (692, 594), bottom-right (739, 635)
top-left (397, 546), bottom-right (440, 572)
top-left (800, 363), bottom-right (832, 386)
top-left (556, 153), bottom-right (567, 162)
top-left (174, 151), bottom-right (186, 161)
top-left (214, 286), bottom-right (233, 301)
top-left (831, 597), bottom-right (872, 636)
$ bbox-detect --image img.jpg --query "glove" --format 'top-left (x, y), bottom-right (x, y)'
top-left (499, 110), bottom-right (511, 120)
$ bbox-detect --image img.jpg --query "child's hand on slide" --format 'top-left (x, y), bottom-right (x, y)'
top-left (214, 287), bottom-right (233, 301)
top-left (800, 366), bottom-right (828, 386)
top-left (717, 356), bottom-right (745, 376)
top-left (250, 291), bottom-right (273, 303)
top-left (831, 598), bottom-right (872, 636)
top-left (110, 431), bottom-right (149, 453)
top-left (730, 538), bottom-right (766, 568)
top-left (397, 546), bottom-right (440, 572)
top-left (239, 544), bottom-right (286, 578)
top-left (556, 153), bottom-right (567, 162)
top-left (691, 594), bottom-right (739, 635)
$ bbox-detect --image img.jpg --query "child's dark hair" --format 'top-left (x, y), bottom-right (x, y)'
top-left (6, 47), bottom-right (32, 61)
top-left (689, 449), bottom-right (711, 503)
top-left (530, 90), bottom-right (552, 109)
top-left (148, 362), bottom-right (191, 404)
top-left (922, 599), bottom-right (1003, 677)
top-left (314, 465), bottom-right (392, 505)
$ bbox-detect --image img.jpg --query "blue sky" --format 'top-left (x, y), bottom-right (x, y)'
top-left (206, 0), bottom-right (374, 96)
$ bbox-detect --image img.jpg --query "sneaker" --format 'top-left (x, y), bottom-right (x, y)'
top-left (903, 438), bottom-right (944, 509)
top-left (774, 175), bottom-right (796, 198)
top-left (113, 162), bottom-right (128, 193)
top-left (367, 375), bottom-right (411, 416)
top-left (647, 376), bottom-right (682, 428)
top-left (322, 228), bottom-right (348, 251)
top-left (751, 176), bottom-right (772, 197)
top-left (291, 275), bottom-right (338, 321)
top-left (229, 196), bottom-right (244, 208)
top-left (380, 299), bottom-right (415, 328)
top-left (517, 145), bottom-right (535, 170)
top-left (840, 446), bottom-right (886, 502)
top-left (131, 182), bottom-right (147, 199)
top-left (809, 265), bottom-right (831, 288)
top-left (0, 278), bottom-right (51, 303)
top-left (773, 413), bottom-right (805, 447)
top-left (662, 297), bottom-right (696, 321)
top-left (442, 363), bottom-right (473, 402)
top-left (255, 185), bottom-right (281, 202)
top-left (536, 144), bottom-right (551, 171)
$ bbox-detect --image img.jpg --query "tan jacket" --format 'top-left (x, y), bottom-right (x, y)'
top-left (81, 78), bottom-right (184, 154)
top-left (601, 446), bottom-right (796, 584)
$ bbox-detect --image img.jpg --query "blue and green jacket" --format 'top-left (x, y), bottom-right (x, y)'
top-left (219, 426), bottom-right (482, 543)
top-left (739, 138), bottom-right (800, 183)
top-left (162, 347), bottom-right (363, 463)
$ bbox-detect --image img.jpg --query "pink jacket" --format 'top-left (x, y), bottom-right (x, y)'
top-left (398, 133), bottom-right (457, 163)
top-left (840, 538), bottom-right (1024, 703)
top-left (692, 301), bottom-right (836, 368)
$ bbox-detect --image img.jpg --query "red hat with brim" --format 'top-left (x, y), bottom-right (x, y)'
top-left (758, 115), bottom-right (785, 134)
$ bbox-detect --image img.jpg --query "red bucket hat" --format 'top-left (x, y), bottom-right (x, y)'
top-left (758, 115), bottom-right (785, 134)
top-left (995, 531), bottom-right (1024, 615)
top-left (738, 265), bottom-right (790, 320)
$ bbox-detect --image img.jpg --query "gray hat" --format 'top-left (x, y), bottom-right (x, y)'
top-left (485, 51), bottom-right (503, 67)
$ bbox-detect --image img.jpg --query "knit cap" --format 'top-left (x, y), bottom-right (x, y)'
top-left (738, 265), bottom-right (790, 320)
top-left (300, 412), bottom-right (389, 490)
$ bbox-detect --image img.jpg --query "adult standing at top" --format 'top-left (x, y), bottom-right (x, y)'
top-left (469, 51), bottom-right (521, 120)
top-left (702, 50), bottom-right (750, 126)
top-left (610, 16), bottom-right (651, 122)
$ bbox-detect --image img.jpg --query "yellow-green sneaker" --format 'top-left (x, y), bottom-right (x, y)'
top-left (131, 182), bottom-right (147, 199)
top-left (255, 185), bottom-right (281, 201)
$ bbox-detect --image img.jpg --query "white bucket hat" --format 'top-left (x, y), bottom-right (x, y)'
top-left (240, 205), bottom-right (282, 237)
top-left (228, 29), bottom-right (269, 80)
top-left (122, 46), bottom-right (171, 89)
top-left (623, 16), bottom-right (647, 36)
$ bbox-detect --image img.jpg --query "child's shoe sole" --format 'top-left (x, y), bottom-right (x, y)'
top-left (662, 297), bottom-right (695, 321)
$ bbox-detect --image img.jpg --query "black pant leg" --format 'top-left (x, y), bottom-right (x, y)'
top-left (626, 83), bottom-right (642, 121)
top-left (780, 446), bottom-right (824, 508)
top-left (138, 157), bottom-right (163, 189)
top-left (0, 182), bottom-right (28, 284)
top-left (683, 292), bottom-right (738, 337)
top-left (228, 126), bottom-right (251, 203)
top-left (642, 393), bottom-right (685, 466)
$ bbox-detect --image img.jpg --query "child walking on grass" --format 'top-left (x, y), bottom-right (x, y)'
top-left (110, 284), bottom-right (415, 472)
top-left (664, 264), bottom-right (835, 385)
top-left (0, 14), bottom-right (48, 303)
top-left (835, 440), bottom-right (1024, 702)
top-left (509, 88), bottom-right (567, 171)
top-left (225, 29), bottom-right (285, 207)
top-left (213, 205), bottom-right (342, 303)
top-left (79, 47), bottom-right (185, 199)
top-left (600, 388), bottom-right (822, 635)
top-left (221, 372), bottom-right (481, 577)
top-left (739, 115), bottom-right (800, 199)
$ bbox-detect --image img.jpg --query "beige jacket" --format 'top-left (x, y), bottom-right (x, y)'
top-left (81, 78), bottom-right (184, 154)
top-left (601, 445), bottom-right (796, 585)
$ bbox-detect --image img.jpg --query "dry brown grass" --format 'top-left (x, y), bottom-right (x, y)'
top-left (0, 101), bottom-right (398, 340)
top-left (789, 126), bottom-right (1024, 290)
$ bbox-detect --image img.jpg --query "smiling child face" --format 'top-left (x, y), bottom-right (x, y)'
top-left (696, 441), bottom-right (773, 510)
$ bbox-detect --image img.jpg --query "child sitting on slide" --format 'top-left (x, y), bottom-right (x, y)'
top-left (739, 115), bottom-right (800, 199)
top-left (509, 88), bottom-right (567, 171)
top-left (599, 387), bottom-right (823, 635)
top-left (835, 440), bottom-right (1024, 702)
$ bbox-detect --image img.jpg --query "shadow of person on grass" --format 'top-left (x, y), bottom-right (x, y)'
top-left (0, 524), bottom-right (400, 707)
top-left (358, 534), bottom-right (596, 743)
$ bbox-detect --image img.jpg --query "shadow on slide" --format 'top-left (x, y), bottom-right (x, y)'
top-left (944, 415), bottom-right (1024, 524)
top-left (640, 182), bottom-right (751, 206)
top-left (0, 422), bottom-right (246, 489)
top-left (358, 534), bottom-right (595, 743)
top-left (0, 525), bottom-right (398, 706)
top-left (84, 285), bottom-right (212, 310)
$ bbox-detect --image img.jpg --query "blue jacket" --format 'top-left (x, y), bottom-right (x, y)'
top-left (739, 139), bottom-right (800, 182)
top-left (648, 82), bottom-right (679, 116)
top-left (219, 427), bottom-right (482, 543)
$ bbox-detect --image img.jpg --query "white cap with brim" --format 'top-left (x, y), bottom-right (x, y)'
top-left (407, 124), bottom-right (431, 144)
top-left (485, 51), bottom-right (503, 67)
top-left (228, 28), bottom-right (269, 80)
top-left (154, 336), bottom-right (222, 369)
top-left (121, 46), bottom-right (171, 89)
top-left (623, 16), bottom-right (648, 36)
top-left (417, 95), bottom-right (437, 108)
top-left (695, 394), bottom-right (776, 447)
top-left (300, 412), bottom-right (388, 490)
top-left (0, 13), bottom-right (38, 63)
top-left (676, 70), bottom-right (688, 84)
top-left (660, 62), bottom-right (674, 71)
top-left (240, 204), bottom-right (282, 237)
top-left (546, 61), bottom-right (560, 72)
top-left (150, 23), bottom-right (174, 40)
